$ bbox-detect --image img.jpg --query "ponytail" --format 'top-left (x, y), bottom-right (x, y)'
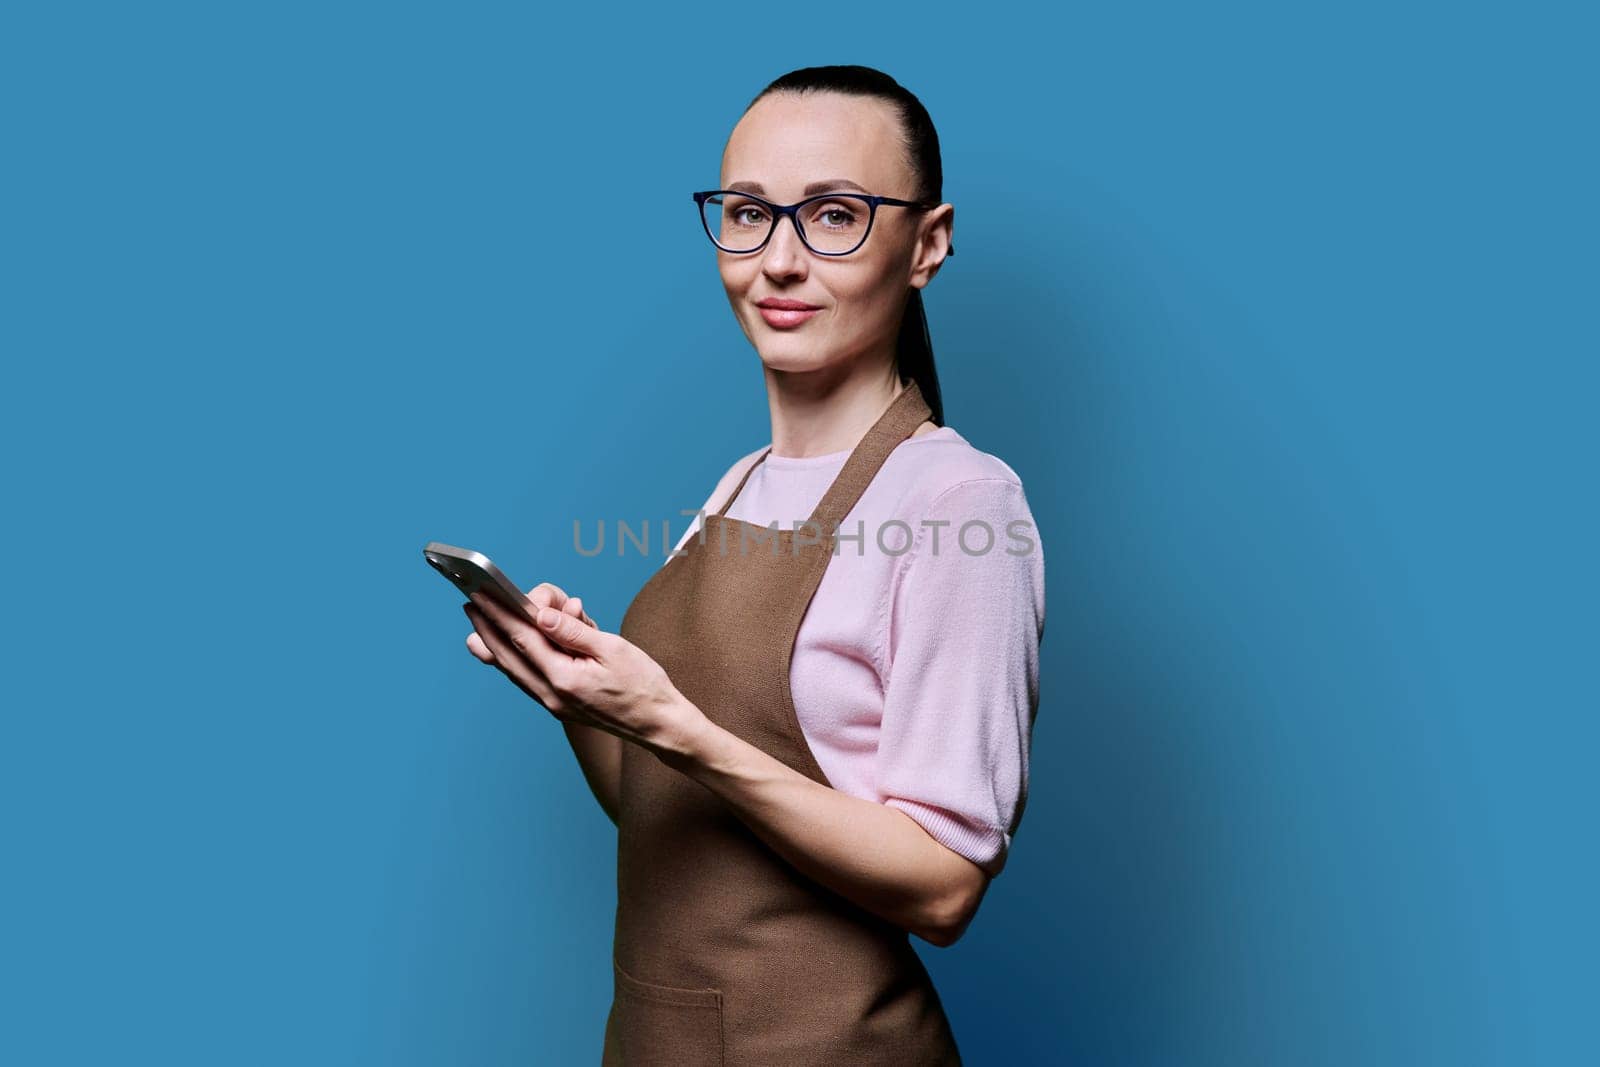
top-left (896, 287), bottom-right (945, 427)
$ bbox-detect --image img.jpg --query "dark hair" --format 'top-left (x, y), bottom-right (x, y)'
top-left (746, 65), bottom-right (949, 426)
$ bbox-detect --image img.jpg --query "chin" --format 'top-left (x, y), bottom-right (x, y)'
top-left (750, 332), bottom-right (824, 370)
top-left (757, 350), bottom-right (828, 374)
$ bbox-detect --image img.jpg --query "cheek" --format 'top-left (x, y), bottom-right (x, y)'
top-left (720, 260), bottom-right (761, 301)
top-left (829, 272), bottom-right (899, 328)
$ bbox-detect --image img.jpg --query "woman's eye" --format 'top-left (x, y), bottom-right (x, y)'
top-left (814, 206), bottom-right (858, 229)
top-left (734, 207), bottom-right (768, 226)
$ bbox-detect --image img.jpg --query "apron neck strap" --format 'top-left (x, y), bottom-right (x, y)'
top-left (714, 446), bottom-right (772, 518)
top-left (711, 380), bottom-right (933, 528)
top-left (806, 379), bottom-right (932, 533)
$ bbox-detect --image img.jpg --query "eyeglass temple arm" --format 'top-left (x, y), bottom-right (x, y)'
top-left (862, 194), bottom-right (957, 257)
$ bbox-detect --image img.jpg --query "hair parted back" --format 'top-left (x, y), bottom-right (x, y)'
top-left (744, 65), bottom-right (948, 427)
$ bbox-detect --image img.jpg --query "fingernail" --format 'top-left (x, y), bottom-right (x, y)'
top-left (538, 607), bottom-right (558, 628)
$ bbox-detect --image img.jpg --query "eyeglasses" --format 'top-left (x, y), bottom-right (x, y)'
top-left (692, 189), bottom-right (954, 258)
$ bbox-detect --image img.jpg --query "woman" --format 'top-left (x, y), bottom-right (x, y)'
top-left (462, 65), bottom-right (1045, 1065)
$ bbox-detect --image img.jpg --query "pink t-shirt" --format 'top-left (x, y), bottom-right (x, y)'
top-left (667, 425), bottom-right (1045, 878)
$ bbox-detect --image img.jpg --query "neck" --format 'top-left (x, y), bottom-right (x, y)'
top-left (762, 361), bottom-right (908, 459)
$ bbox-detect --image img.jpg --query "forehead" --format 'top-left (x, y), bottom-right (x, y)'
top-left (721, 92), bottom-right (911, 200)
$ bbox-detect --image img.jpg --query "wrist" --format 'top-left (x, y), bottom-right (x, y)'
top-left (649, 693), bottom-right (712, 772)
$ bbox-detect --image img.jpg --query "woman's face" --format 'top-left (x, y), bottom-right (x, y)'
top-left (716, 91), bottom-right (951, 376)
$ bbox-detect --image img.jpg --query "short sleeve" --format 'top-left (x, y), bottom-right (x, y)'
top-left (877, 477), bottom-right (1045, 879)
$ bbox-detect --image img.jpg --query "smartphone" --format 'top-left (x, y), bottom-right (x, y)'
top-left (423, 541), bottom-right (537, 618)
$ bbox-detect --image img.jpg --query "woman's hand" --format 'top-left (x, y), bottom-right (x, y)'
top-left (462, 584), bottom-right (699, 756)
top-left (464, 582), bottom-right (594, 665)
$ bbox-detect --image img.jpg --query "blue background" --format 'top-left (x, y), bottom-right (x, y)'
top-left (3, 2), bottom-right (1594, 1064)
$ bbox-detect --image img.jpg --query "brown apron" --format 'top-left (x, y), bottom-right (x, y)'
top-left (602, 379), bottom-right (963, 1065)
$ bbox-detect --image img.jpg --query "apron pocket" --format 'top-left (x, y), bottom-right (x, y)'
top-left (603, 957), bottom-right (724, 1067)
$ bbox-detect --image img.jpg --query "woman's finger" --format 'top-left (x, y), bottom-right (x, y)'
top-left (566, 595), bottom-right (598, 628)
top-left (466, 630), bottom-right (495, 663)
top-left (466, 604), bottom-right (559, 709)
top-left (520, 583), bottom-right (595, 630)
top-left (472, 590), bottom-right (579, 675)
top-left (464, 604), bottom-right (562, 711)
top-left (526, 582), bottom-right (570, 615)
top-left (566, 595), bottom-right (599, 629)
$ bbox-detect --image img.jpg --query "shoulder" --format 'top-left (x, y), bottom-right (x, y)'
top-left (683, 444), bottom-right (768, 518)
top-left (877, 426), bottom-right (1035, 519)
top-left (877, 428), bottom-right (1045, 591)
top-left (881, 430), bottom-right (1047, 644)
top-left (712, 444), bottom-right (769, 502)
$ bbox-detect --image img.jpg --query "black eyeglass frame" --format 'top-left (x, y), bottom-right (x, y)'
top-left (691, 189), bottom-right (955, 258)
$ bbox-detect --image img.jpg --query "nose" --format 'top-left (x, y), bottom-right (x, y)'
top-left (761, 213), bottom-right (808, 276)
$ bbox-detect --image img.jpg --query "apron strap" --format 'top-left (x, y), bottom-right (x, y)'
top-left (712, 379), bottom-right (932, 528)
top-left (714, 447), bottom-right (772, 517)
top-left (806, 379), bottom-right (932, 533)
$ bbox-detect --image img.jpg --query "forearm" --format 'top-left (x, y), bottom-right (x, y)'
top-left (654, 697), bottom-right (982, 946)
top-left (562, 720), bottom-right (622, 827)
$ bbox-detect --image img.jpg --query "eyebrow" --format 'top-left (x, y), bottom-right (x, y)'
top-left (726, 179), bottom-right (870, 197)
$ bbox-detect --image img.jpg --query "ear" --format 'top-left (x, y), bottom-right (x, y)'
top-left (911, 203), bottom-right (954, 287)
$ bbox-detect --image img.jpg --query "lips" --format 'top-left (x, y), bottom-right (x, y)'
top-left (756, 298), bottom-right (821, 329)
top-left (758, 305), bottom-right (819, 329)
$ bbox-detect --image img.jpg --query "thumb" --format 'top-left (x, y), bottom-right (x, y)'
top-left (535, 605), bottom-right (604, 655)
